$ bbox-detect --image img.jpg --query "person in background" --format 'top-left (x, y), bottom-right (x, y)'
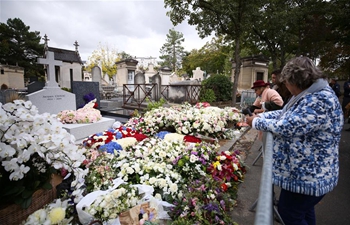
top-left (329, 77), bottom-right (341, 97)
top-left (246, 56), bottom-right (343, 225)
top-left (248, 80), bottom-right (284, 114)
top-left (271, 69), bottom-right (292, 106)
top-left (342, 76), bottom-right (350, 125)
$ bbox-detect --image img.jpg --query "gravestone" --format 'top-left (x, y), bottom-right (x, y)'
top-left (134, 72), bottom-right (146, 102)
top-left (27, 81), bottom-right (45, 94)
top-left (151, 73), bottom-right (162, 101)
top-left (72, 81), bottom-right (100, 109)
top-left (168, 80), bottom-right (200, 103)
top-left (192, 67), bottom-right (204, 81)
top-left (169, 72), bottom-right (182, 84)
top-left (91, 66), bottom-right (102, 91)
top-left (0, 91), bottom-right (4, 104)
top-left (26, 51), bottom-right (76, 114)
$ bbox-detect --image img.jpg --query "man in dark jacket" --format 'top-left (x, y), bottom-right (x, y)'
top-left (329, 77), bottom-right (341, 97)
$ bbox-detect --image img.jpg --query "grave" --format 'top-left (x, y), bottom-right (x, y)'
top-left (72, 81), bottom-right (101, 109)
top-left (62, 117), bottom-right (115, 143)
top-left (26, 51), bottom-right (76, 114)
top-left (192, 67), bottom-right (204, 81)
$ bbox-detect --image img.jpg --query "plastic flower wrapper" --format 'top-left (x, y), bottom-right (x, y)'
top-left (0, 100), bottom-right (88, 208)
top-left (77, 178), bottom-right (156, 224)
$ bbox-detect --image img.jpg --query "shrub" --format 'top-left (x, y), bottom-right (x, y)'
top-left (146, 97), bottom-right (166, 111)
top-left (202, 74), bottom-right (233, 101)
top-left (199, 88), bottom-right (216, 103)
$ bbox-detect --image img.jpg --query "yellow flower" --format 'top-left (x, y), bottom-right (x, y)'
top-left (49, 207), bottom-right (66, 224)
top-left (213, 161), bottom-right (221, 169)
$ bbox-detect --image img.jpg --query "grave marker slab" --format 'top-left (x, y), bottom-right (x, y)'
top-left (72, 81), bottom-right (100, 109)
top-left (26, 51), bottom-right (76, 114)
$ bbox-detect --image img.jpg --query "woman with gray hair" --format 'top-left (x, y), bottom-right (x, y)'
top-left (246, 56), bottom-right (343, 225)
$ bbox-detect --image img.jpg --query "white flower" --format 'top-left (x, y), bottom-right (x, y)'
top-left (189, 154), bottom-right (198, 163)
top-left (0, 142), bottom-right (16, 158)
top-left (219, 155), bottom-right (227, 161)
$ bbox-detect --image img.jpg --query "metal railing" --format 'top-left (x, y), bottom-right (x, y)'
top-left (254, 132), bottom-right (275, 225)
top-left (122, 84), bottom-right (202, 109)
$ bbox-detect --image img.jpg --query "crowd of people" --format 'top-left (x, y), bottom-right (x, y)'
top-left (244, 56), bottom-right (344, 225)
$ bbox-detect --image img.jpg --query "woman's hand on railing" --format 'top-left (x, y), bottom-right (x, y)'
top-left (245, 114), bottom-right (259, 127)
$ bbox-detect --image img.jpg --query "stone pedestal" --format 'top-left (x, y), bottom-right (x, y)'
top-left (62, 117), bottom-right (115, 143)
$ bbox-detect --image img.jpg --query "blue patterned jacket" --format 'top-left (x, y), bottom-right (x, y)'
top-left (252, 85), bottom-right (343, 196)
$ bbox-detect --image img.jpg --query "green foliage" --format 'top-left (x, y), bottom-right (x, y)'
top-left (146, 97), bottom-right (166, 111)
top-left (159, 28), bottom-right (186, 71)
top-left (199, 88), bottom-right (216, 103)
top-left (182, 36), bottom-right (233, 77)
top-left (0, 153), bottom-right (55, 209)
top-left (0, 18), bottom-right (45, 78)
top-left (61, 87), bottom-right (71, 92)
top-left (202, 75), bottom-right (233, 101)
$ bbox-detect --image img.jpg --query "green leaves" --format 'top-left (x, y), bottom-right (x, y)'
top-left (0, 18), bottom-right (45, 78)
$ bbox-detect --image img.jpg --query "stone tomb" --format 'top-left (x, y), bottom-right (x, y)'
top-left (62, 117), bottom-right (115, 143)
top-left (26, 51), bottom-right (76, 114)
top-left (72, 81), bottom-right (101, 109)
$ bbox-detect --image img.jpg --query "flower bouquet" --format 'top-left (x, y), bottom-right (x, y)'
top-left (0, 100), bottom-right (87, 213)
top-left (23, 198), bottom-right (74, 225)
top-left (169, 176), bottom-right (238, 225)
top-left (57, 99), bottom-right (102, 124)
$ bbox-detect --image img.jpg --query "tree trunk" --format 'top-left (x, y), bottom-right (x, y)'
top-left (232, 38), bottom-right (241, 107)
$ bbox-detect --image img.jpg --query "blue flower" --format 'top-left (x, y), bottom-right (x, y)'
top-left (115, 132), bottom-right (123, 139)
top-left (99, 142), bottom-right (123, 154)
top-left (156, 131), bottom-right (170, 139)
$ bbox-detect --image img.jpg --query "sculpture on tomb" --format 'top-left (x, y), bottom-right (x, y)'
top-left (57, 99), bottom-right (102, 124)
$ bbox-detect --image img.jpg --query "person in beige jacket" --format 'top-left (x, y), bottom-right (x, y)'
top-left (250, 80), bottom-right (284, 114)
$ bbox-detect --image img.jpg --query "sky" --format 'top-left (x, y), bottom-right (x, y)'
top-left (0, 0), bottom-right (213, 62)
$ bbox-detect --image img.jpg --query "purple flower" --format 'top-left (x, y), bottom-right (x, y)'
top-left (202, 203), bottom-right (220, 212)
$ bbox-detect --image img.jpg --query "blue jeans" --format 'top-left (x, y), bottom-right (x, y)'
top-left (277, 189), bottom-right (325, 225)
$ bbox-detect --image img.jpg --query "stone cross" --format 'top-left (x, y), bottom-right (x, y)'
top-left (37, 51), bottom-right (62, 88)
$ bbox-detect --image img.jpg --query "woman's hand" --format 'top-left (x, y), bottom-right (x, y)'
top-left (246, 114), bottom-right (260, 127)
top-left (254, 108), bottom-right (265, 114)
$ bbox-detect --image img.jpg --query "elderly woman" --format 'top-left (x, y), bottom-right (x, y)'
top-left (249, 80), bottom-right (284, 114)
top-left (246, 56), bottom-right (343, 225)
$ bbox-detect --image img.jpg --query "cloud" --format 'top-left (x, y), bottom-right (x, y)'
top-left (0, 0), bottom-right (212, 61)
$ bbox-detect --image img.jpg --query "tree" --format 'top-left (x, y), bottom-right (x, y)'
top-left (0, 18), bottom-right (44, 79)
top-left (85, 43), bottom-right (121, 79)
top-left (318, 0), bottom-right (350, 78)
top-left (159, 28), bottom-right (186, 72)
top-left (164, 0), bottom-right (260, 106)
top-left (181, 36), bottom-right (232, 77)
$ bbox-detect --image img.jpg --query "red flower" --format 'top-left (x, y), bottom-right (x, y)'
top-left (221, 183), bottom-right (228, 191)
top-left (133, 133), bottom-right (148, 141)
top-left (184, 135), bottom-right (202, 143)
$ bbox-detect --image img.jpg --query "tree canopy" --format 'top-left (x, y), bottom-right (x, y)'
top-left (85, 43), bottom-right (121, 79)
top-left (159, 28), bottom-right (186, 72)
top-left (0, 18), bottom-right (44, 79)
top-left (181, 36), bottom-right (232, 77)
top-left (165, 0), bottom-right (260, 105)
